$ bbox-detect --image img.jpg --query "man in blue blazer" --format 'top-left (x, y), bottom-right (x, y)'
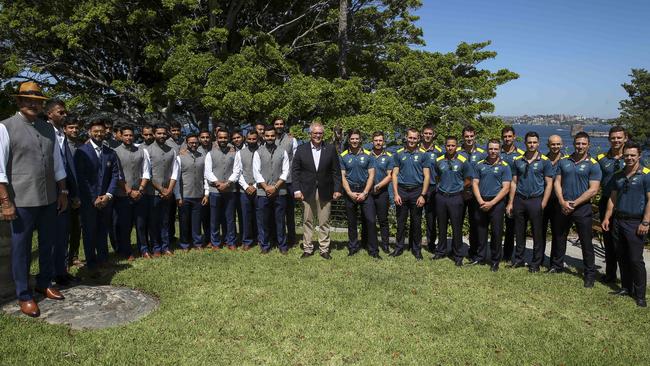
top-left (74, 119), bottom-right (120, 271)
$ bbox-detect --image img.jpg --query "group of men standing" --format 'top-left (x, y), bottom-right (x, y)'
top-left (1, 82), bottom-right (648, 319)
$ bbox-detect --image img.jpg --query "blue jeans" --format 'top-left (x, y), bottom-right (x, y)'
top-left (209, 192), bottom-right (236, 246)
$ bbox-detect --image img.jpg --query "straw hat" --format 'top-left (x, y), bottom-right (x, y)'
top-left (12, 81), bottom-right (48, 100)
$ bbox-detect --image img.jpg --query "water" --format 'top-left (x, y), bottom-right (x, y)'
top-left (511, 124), bottom-right (610, 155)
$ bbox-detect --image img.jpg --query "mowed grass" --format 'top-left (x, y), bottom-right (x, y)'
top-left (1, 232), bottom-right (650, 365)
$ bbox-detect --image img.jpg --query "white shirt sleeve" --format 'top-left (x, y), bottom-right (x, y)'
top-left (170, 151), bottom-right (179, 181)
top-left (142, 148), bottom-right (151, 180)
top-left (52, 132), bottom-right (67, 182)
top-left (204, 152), bottom-right (218, 183)
top-left (253, 151), bottom-right (265, 184)
top-left (0, 124), bottom-right (9, 184)
top-left (233, 151), bottom-right (249, 190)
top-left (292, 138), bottom-right (298, 157)
top-left (204, 177), bottom-right (209, 196)
top-left (173, 156), bottom-right (181, 197)
top-left (279, 151), bottom-right (289, 181)
top-left (228, 151), bottom-right (241, 183)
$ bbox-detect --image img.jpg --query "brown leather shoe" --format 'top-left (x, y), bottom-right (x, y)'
top-left (163, 250), bottom-right (174, 256)
top-left (127, 255), bottom-right (136, 262)
top-left (18, 300), bottom-right (40, 317)
top-left (227, 245), bottom-right (236, 251)
top-left (242, 245), bottom-right (251, 251)
top-left (35, 287), bottom-right (65, 300)
top-left (142, 252), bottom-right (152, 259)
top-left (153, 251), bottom-right (161, 258)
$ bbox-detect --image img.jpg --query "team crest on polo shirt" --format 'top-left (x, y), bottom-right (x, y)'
top-left (360, 157), bottom-right (365, 162)
top-left (452, 165), bottom-right (459, 171)
top-left (106, 161), bottom-right (112, 167)
top-left (494, 167), bottom-right (499, 173)
top-left (347, 158), bottom-right (353, 164)
top-left (579, 164), bottom-right (587, 171)
top-left (414, 155), bottom-right (419, 161)
top-left (381, 157), bottom-right (386, 163)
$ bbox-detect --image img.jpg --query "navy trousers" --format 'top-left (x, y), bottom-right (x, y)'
top-left (513, 195), bottom-right (545, 267)
top-left (256, 195), bottom-right (287, 251)
top-left (234, 187), bottom-right (243, 244)
top-left (11, 204), bottom-right (56, 301)
top-left (285, 183), bottom-right (297, 246)
top-left (474, 198), bottom-right (506, 264)
top-left (68, 207), bottom-right (81, 265)
top-left (464, 197), bottom-right (480, 259)
top-left (148, 195), bottom-right (172, 253)
top-left (239, 192), bottom-right (257, 247)
top-left (395, 186), bottom-right (423, 256)
top-left (80, 201), bottom-right (113, 269)
top-left (209, 192), bottom-right (236, 247)
top-left (502, 198), bottom-right (515, 262)
top-left (435, 192), bottom-right (464, 261)
top-left (599, 197), bottom-right (618, 279)
top-left (371, 188), bottom-right (390, 251)
top-left (115, 196), bottom-right (149, 256)
top-left (424, 186), bottom-right (437, 252)
top-left (178, 197), bottom-right (204, 249)
top-left (613, 218), bottom-right (647, 300)
top-left (53, 207), bottom-right (70, 277)
top-left (201, 204), bottom-right (210, 245)
top-left (344, 187), bottom-right (378, 255)
top-left (551, 203), bottom-right (596, 280)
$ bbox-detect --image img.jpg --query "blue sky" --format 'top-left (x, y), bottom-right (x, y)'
top-left (414, 0), bottom-right (650, 118)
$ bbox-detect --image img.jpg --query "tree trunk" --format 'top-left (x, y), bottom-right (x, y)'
top-left (337, 0), bottom-right (349, 79)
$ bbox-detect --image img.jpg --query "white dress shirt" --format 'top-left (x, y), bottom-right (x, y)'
top-left (294, 142), bottom-right (322, 197)
top-left (0, 124), bottom-right (10, 184)
top-left (232, 150), bottom-right (255, 191)
top-left (140, 148), bottom-right (152, 180)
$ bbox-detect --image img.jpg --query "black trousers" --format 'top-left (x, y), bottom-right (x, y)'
top-left (395, 185), bottom-right (423, 256)
top-left (551, 203), bottom-right (596, 280)
top-left (612, 218), bottom-right (647, 300)
top-left (435, 192), bottom-right (464, 261)
top-left (68, 207), bottom-right (81, 265)
top-left (513, 195), bottom-right (545, 267)
top-left (503, 198), bottom-right (515, 262)
top-left (474, 198), bottom-right (506, 264)
top-left (464, 196), bottom-right (480, 259)
top-left (424, 186), bottom-right (437, 252)
top-left (599, 197), bottom-right (618, 279)
top-left (542, 193), bottom-right (560, 267)
top-left (345, 186), bottom-right (378, 255)
top-left (370, 188), bottom-right (390, 251)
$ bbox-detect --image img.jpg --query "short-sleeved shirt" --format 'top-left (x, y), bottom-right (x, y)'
top-left (557, 155), bottom-right (602, 201)
top-left (501, 146), bottom-right (525, 170)
top-left (513, 153), bottom-right (554, 197)
top-left (393, 147), bottom-right (430, 187)
top-left (545, 153), bottom-right (564, 177)
top-left (340, 148), bottom-right (375, 187)
top-left (435, 153), bottom-right (472, 194)
top-left (458, 146), bottom-right (487, 168)
top-left (473, 159), bottom-right (512, 197)
top-left (422, 144), bottom-right (443, 186)
top-left (597, 151), bottom-right (625, 198)
top-left (612, 167), bottom-right (650, 217)
top-left (371, 150), bottom-right (394, 185)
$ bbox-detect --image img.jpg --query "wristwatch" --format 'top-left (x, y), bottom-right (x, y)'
top-left (642, 221), bottom-right (650, 227)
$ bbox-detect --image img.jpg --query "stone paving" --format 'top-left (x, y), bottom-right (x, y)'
top-left (1, 285), bottom-right (158, 330)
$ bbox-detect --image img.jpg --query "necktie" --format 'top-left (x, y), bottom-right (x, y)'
top-left (96, 146), bottom-right (102, 160)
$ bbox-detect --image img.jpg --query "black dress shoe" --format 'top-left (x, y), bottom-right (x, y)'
top-left (320, 252), bottom-right (332, 260)
top-left (636, 298), bottom-right (647, 307)
top-left (547, 267), bottom-right (564, 274)
top-left (455, 259), bottom-right (463, 267)
top-left (347, 249), bottom-right (359, 257)
top-left (584, 279), bottom-right (595, 288)
top-left (260, 249), bottom-right (270, 254)
top-left (300, 252), bottom-right (314, 259)
top-left (431, 254), bottom-right (445, 260)
top-left (610, 288), bottom-right (630, 296)
top-left (468, 260), bottom-right (482, 265)
top-left (414, 253), bottom-right (423, 261)
top-left (490, 263), bottom-right (499, 272)
top-left (370, 253), bottom-right (383, 260)
top-left (507, 262), bottom-right (525, 268)
top-left (600, 274), bottom-right (617, 283)
top-left (528, 266), bottom-right (540, 273)
top-left (381, 246), bottom-right (390, 254)
top-left (389, 249), bottom-right (403, 257)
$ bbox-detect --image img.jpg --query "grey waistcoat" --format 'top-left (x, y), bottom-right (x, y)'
top-left (277, 133), bottom-right (294, 183)
top-left (1, 113), bottom-right (58, 207)
top-left (256, 145), bottom-right (287, 196)
top-left (178, 150), bottom-right (206, 199)
top-left (114, 144), bottom-right (145, 197)
top-left (239, 147), bottom-right (257, 188)
top-left (145, 142), bottom-right (175, 195)
top-left (209, 147), bottom-right (236, 193)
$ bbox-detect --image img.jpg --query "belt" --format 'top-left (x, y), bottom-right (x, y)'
top-left (614, 212), bottom-right (643, 220)
top-left (399, 185), bottom-right (422, 191)
top-left (481, 196), bottom-right (496, 201)
top-left (516, 193), bottom-right (542, 200)
top-left (349, 184), bottom-right (365, 191)
top-left (438, 191), bottom-right (462, 197)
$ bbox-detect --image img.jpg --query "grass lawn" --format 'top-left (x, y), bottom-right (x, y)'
top-left (1, 232), bottom-right (650, 365)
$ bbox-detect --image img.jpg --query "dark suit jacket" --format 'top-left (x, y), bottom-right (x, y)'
top-left (291, 141), bottom-right (341, 202)
top-left (73, 142), bottom-right (120, 206)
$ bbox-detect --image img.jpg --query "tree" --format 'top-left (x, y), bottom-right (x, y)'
top-left (616, 69), bottom-right (650, 144)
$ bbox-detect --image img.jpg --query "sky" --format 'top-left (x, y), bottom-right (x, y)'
top-left (414, 0), bottom-right (650, 118)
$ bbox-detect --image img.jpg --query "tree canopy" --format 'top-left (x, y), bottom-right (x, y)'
top-left (616, 69), bottom-right (650, 144)
top-left (0, 0), bottom-right (517, 142)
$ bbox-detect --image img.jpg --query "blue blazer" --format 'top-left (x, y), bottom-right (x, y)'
top-left (74, 142), bottom-right (120, 205)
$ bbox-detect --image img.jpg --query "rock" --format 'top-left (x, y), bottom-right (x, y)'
top-left (1, 285), bottom-right (158, 330)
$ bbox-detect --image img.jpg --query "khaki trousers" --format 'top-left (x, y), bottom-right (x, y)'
top-left (302, 190), bottom-right (332, 254)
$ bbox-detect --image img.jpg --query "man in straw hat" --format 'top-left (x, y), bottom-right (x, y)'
top-left (0, 81), bottom-right (69, 317)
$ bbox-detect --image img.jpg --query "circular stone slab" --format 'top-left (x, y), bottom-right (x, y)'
top-left (1, 285), bottom-right (158, 330)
